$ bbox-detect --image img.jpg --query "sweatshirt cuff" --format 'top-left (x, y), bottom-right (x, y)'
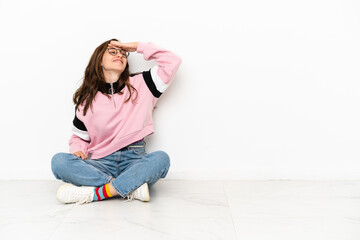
top-left (69, 145), bottom-right (88, 156)
top-left (136, 42), bottom-right (145, 54)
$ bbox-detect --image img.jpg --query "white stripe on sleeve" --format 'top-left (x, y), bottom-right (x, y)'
top-left (150, 65), bottom-right (169, 93)
top-left (72, 126), bottom-right (90, 141)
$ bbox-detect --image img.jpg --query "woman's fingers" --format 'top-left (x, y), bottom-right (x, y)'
top-left (79, 152), bottom-right (87, 159)
top-left (73, 151), bottom-right (87, 159)
top-left (109, 41), bottom-right (122, 48)
top-left (108, 41), bottom-right (138, 52)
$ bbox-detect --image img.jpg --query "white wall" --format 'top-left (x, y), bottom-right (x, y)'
top-left (0, 0), bottom-right (359, 180)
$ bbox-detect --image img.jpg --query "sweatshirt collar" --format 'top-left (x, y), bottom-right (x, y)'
top-left (103, 80), bottom-right (125, 94)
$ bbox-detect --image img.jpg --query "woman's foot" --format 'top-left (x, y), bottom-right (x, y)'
top-left (56, 183), bottom-right (95, 205)
top-left (126, 183), bottom-right (150, 202)
top-left (56, 182), bottom-right (150, 204)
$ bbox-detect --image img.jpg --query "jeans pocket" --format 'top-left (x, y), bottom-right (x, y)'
top-left (128, 145), bottom-right (146, 155)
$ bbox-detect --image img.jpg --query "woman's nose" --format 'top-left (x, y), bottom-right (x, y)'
top-left (116, 52), bottom-right (124, 57)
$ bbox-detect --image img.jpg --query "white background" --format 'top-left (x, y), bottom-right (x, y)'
top-left (0, 0), bottom-right (359, 180)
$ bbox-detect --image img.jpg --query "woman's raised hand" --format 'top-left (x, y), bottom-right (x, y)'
top-left (73, 150), bottom-right (88, 159)
top-left (108, 41), bottom-right (139, 52)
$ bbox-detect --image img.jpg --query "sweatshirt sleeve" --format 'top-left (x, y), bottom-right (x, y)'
top-left (136, 42), bottom-right (182, 98)
top-left (68, 107), bottom-right (90, 155)
top-left (69, 134), bottom-right (89, 155)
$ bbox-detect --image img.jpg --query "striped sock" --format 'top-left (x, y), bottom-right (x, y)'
top-left (93, 183), bottom-right (113, 201)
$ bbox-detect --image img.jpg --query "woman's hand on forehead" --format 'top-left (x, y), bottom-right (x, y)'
top-left (108, 41), bottom-right (139, 53)
top-left (108, 41), bottom-right (123, 49)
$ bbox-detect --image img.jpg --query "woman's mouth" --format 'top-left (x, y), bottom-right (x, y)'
top-left (113, 59), bottom-right (123, 64)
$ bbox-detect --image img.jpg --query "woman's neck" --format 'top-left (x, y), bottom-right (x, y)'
top-left (103, 70), bottom-right (121, 83)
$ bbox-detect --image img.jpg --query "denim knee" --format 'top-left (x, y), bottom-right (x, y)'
top-left (51, 152), bottom-right (70, 179)
top-left (153, 150), bottom-right (170, 170)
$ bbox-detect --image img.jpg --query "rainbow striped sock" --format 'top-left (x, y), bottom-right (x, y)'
top-left (93, 183), bottom-right (113, 201)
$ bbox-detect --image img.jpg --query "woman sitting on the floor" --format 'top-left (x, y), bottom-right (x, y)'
top-left (51, 39), bottom-right (182, 204)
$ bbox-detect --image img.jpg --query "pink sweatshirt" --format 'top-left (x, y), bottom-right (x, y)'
top-left (69, 42), bottom-right (182, 159)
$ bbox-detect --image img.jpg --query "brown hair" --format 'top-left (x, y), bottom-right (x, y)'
top-left (73, 38), bottom-right (139, 116)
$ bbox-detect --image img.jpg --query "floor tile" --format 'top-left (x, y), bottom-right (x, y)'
top-left (224, 181), bottom-right (360, 240)
top-left (0, 180), bottom-right (73, 240)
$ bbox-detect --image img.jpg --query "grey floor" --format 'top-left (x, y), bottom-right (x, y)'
top-left (1, 180), bottom-right (360, 240)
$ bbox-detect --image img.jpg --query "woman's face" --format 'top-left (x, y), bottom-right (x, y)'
top-left (101, 47), bottom-right (128, 74)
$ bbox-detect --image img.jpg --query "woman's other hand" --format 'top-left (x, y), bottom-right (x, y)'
top-left (73, 150), bottom-right (88, 159)
top-left (108, 41), bottom-right (139, 52)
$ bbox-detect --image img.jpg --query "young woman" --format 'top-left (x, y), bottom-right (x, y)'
top-left (51, 39), bottom-right (182, 205)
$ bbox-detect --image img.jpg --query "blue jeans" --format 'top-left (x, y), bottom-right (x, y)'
top-left (51, 140), bottom-right (170, 197)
